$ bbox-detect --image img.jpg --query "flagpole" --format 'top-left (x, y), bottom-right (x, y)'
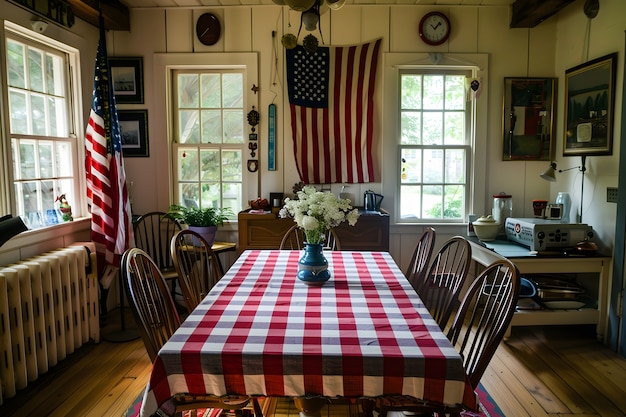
top-left (86, 10), bottom-right (138, 343)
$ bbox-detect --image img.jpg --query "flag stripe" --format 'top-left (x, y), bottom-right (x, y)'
top-left (287, 39), bottom-right (382, 184)
top-left (85, 20), bottom-right (134, 289)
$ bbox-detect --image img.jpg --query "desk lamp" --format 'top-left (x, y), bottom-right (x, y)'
top-left (540, 156), bottom-right (587, 222)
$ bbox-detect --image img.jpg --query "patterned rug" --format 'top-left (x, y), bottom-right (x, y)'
top-left (126, 384), bottom-right (503, 417)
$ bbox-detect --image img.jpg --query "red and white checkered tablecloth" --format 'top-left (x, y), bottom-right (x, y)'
top-left (140, 250), bottom-right (476, 416)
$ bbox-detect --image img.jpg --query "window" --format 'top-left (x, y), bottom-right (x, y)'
top-left (398, 70), bottom-right (473, 222)
top-left (172, 69), bottom-right (245, 215)
top-left (3, 25), bottom-right (81, 228)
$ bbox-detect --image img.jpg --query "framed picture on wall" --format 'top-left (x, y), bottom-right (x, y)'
top-left (118, 110), bottom-right (149, 157)
top-left (109, 57), bottom-right (144, 104)
top-left (563, 52), bottom-right (617, 156)
top-left (502, 77), bottom-right (556, 161)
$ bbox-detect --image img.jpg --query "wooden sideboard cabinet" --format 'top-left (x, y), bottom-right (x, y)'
top-left (237, 209), bottom-right (390, 253)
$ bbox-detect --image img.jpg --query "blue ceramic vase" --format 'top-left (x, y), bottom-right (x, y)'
top-left (297, 242), bottom-right (330, 284)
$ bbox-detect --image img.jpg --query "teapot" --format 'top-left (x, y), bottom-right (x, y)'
top-left (364, 190), bottom-right (383, 212)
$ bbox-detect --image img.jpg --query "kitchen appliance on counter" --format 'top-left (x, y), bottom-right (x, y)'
top-left (504, 217), bottom-right (595, 251)
top-left (364, 190), bottom-right (383, 212)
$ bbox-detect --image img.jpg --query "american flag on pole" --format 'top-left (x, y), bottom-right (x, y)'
top-left (85, 18), bottom-right (134, 289)
top-left (286, 39), bottom-right (381, 184)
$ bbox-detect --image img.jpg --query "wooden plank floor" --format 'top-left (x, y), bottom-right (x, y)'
top-left (1, 311), bottom-right (625, 417)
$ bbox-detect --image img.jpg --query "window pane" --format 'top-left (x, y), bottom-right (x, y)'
top-left (443, 184), bottom-right (464, 219)
top-left (444, 112), bottom-right (464, 145)
top-left (401, 75), bottom-right (421, 109)
top-left (178, 148), bottom-right (199, 181)
top-left (445, 149), bottom-right (465, 183)
top-left (56, 143), bottom-right (72, 176)
top-left (180, 183), bottom-right (200, 207)
top-left (422, 185), bottom-right (443, 218)
top-left (223, 110), bottom-right (244, 143)
top-left (200, 149), bottom-right (220, 181)
top-left (29, 48), bottom-right (44, 93)
top-left (423, 75), bottom-right (443, 109)
top-left (400, 185), bottom-right (421, 220)
top-left (400, 112), bottom-right (421, 144)
top-left (178, 74), bottom-right (198, 108)
top-left (10, 91), bottom-right (28, 134)
top-left (200, 74), bottom-right (221, 108)
top-left (222, 73), bottom-right (243, 108)
top-left (32, 94), bottom-right (46, 135)
top-left (445, 75), bottom-right (465, 110)
top-left (19, 140), bottom-right (36, 179)
top-left (222, 150), bottom-right (242, 181)
top-left (179, 110), bottom-right (200, 143)
top-left (39, 142), bottom-right (53, 177)
top-left (222, 182), bottom-right (241, 217)
top-left (201, 110), bottom-right (223, 143)
top-left (200, 183), bottom-right (220, 209)
top-left (423, 112), bottom-right (442, 145)
top-left (423, 149), bottom-right (443, 183)
top-left (401, 149), bottom-right (421, 183)
top-left (7, 40), bottom-right (25, 88)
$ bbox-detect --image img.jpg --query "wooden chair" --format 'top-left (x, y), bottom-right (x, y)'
top-left (171, 229), bottom-right (223, 313)
top-left (405, 226), bottom-right (436, 292)
top-left (133, 211), bottom-right (182, 293)
top-left (279, 224), bottom-right (341, 251)
top-left (122, 248), bottom-right (260, 416)
top-left (370, 259), bottom-right (521, 417)
top-left (417, 236), bottom-right (472, 332)
top-left (121, 247), bottom-right (182, 361)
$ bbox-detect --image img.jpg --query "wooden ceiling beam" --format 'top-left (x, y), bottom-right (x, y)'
top-left (66, 0), bottom-right (130, 31)
top-left (510, 0), bottom-right (576, 28)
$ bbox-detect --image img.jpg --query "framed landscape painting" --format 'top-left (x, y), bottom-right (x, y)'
top-left (109, 57), bottom-right (144, 104)
top-left (118, 110), bottom-right (149, 157)
top-left (563, 53), bottom-right (617, 156)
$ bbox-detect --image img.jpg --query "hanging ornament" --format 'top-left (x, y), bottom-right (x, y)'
top-left (282, 33), bottom-right (297, 49)
top-left (302, 34), bottom-right (319, 54)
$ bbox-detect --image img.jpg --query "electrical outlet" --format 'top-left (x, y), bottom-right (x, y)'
top-left (607, 187), bottom-right (618, 203)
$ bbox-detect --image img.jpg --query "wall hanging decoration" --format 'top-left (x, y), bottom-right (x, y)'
top-left (268, 103), bottom-right (277, 171)
top-left (109, 57), bottom-right (144, 104)
top-left (502, 77), bottom-right (556, 161)
top-left (563, 52), bottom-right (617, 156)
top-left (118, 110), bottom-right (149, 157)
top-left (285, 39), bottom-right (382, 183)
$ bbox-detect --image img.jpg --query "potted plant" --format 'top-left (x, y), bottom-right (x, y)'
top-left (165, 204), bottom-right (234, 246)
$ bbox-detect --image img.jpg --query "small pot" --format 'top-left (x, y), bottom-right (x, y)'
top-left (473, 215), bottom-right (500, 242)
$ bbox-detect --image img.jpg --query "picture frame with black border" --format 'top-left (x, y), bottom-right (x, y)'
top-left (109, 57), bottom-right (144, 104)
top-left (563, 52), bottom-right (617, 156)
top-left (118, 110), bottom-right (149, 157)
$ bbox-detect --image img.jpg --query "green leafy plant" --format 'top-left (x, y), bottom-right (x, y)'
top-left (165, 204), bottom-right (234, 227)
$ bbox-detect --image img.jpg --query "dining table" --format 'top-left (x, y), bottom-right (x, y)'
top-left (139, 249), bottom-right (477, 417)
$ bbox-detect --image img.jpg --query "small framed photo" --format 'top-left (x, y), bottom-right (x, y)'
top-left (110, 57), bottom-right (144, 104)
top-left (249, 133), bottom-right (258, 141)
top-left (118, 110), bottom-right (149, 157)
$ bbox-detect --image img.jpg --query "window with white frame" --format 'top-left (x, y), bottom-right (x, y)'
top-left (398, 69), bottom-right (473, 222)
top-left (4, 25), bottom-right (81, 228)
top-left (172, 69), bottom-right (245, 215)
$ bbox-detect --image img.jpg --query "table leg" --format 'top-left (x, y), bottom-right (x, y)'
top-left (293, 397), bottom-right (327, 417)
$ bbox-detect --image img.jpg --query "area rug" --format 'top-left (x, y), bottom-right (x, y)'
top-left (126, 385), bottom-right (503, 417)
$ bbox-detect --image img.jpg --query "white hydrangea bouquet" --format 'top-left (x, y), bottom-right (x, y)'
top-left (279, 185), bottom-right (360, 245)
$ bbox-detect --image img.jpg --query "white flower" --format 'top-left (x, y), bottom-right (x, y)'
top-left (279, 185), bottom-right (360, 244)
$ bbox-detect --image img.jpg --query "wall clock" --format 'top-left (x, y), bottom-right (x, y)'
top-left (196, 13), bottom-right (221, 46)
top-left (418, 11), bottom-right (451, 46)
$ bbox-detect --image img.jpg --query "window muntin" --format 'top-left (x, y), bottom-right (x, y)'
top-left (399, 71), bottom-right (472, 222)
top-left (5, 30), bottom-right (78, 228)
top-left (173, 70), bottom-right (245, 216)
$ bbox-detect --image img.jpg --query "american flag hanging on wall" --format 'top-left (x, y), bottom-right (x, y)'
top-left (286, 39), bottom-right (382, 184)
top-left (85, 18), bottom-right (134, 289)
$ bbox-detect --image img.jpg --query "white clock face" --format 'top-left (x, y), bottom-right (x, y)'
top-left (420, 13), bottom-right (450, 45)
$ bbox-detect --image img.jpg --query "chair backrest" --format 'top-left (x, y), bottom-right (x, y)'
top-left (133, 211), bottom-right (181, 277)
top-left (121, 247), bottom-right (182, 361)
top-left (279, 224), bottom-right (342, 251)
top-left (418, 236), bottom-right (472, 331)
top-left (405, 226), bottom-right (436, 291)
top-left (171, 229), bottom-right (223, 312)
top-left (446, 259), bottom-right (520, 389)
